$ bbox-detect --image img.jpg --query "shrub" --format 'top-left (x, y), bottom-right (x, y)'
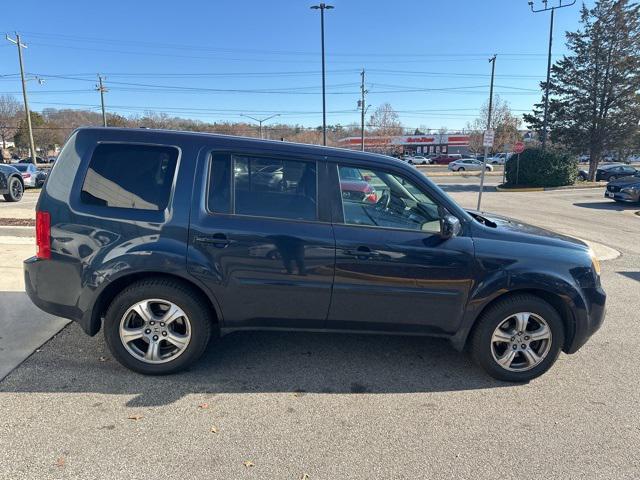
top-left (505, 148), bottom-right (578, 187)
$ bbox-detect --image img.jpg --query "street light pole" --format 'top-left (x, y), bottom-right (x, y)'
top-left (240, 114), bottom-right (281, 139)
top-left (311, 3), bottom-right (334, 146)
top-left (528, 0), bottom-right (576, 151)
top-left (6, 33), bottom-right (37, 164)
top-left (477, 55), bottom-right (497, 211)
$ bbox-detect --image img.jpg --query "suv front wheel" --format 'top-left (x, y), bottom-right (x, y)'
top-left (470, 294), bottom-right (564, 382)
top-left (104, 278), bottom-right (212, 374)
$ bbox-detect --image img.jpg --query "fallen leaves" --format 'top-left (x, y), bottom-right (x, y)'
top-left (127, 414), bottom-right (143, 421)
top-left (198, 403), bottom-right (209, 410)
top-left (243, 460), bottom-right (255, 468)
top-left (54, 457), bottom-right (65, 468)
top-left (99, 356), bottom-right (107, 362)
top-left (300, 474), bottom-right (310, 480)
top-left (210, 426), bottom-right (218, 434)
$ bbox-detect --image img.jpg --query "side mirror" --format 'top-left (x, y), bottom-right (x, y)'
top-left (441, 214), bottom-right (461, 239)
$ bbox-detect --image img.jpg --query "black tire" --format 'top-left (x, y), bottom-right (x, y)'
top-left (458, 167), bottom-right (465, 171)
top-left (470, 294), bottom-right (565, 382)
top-left (103, 278), bottom-right (213, 375)
top-left (3, 176), bottom-right (23, 202)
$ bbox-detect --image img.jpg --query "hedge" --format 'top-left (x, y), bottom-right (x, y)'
top-left (505, 148), bottom-right (578, 187)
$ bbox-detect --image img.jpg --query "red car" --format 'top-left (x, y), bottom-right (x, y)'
top-left (339, 166), bottom-right (377, 203)
top-left (432, 154), bottom-right (462, 165)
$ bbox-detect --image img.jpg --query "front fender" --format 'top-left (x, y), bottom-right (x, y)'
top-left (449, 268), bottom-right (588, 352)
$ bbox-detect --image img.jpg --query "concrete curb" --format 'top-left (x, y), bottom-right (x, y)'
top-left (418, 170), bottom-right (503, 178)
top-left (0, 226), bottom-right (35, 237)
top-left (496, 183), bottom-right (606, 192)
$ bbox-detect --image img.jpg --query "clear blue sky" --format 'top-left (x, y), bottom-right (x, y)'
top-left (0, 0), bottom-right (591, 131)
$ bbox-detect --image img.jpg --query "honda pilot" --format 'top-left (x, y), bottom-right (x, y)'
top-left (24, 128), bottom-right (606, 382)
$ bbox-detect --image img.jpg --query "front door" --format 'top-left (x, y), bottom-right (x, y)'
top-left (326, 163), bottom-right (475, 336)
top-left (188, 151), bottom-right (335, 330)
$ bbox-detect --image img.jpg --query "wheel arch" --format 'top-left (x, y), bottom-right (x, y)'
top-left (456, 288), bottom-right (576, 353)
top-left (86, 271), bottom-right (222, 336)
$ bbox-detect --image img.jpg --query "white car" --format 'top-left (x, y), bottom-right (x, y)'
top-left (487, 153), bottom-right (512, 165)
top-left (408, 155), bottom-right (430, 165)
top-left (448, 159), bottom-right (494, 172)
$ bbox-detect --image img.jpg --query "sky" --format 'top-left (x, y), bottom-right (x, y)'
top-left (0, 0), bottom-right (591, 132)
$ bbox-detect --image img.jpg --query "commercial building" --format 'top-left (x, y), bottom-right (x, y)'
top-left (338, 133), bottom-right (471, 156)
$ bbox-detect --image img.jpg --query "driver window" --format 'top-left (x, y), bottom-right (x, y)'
top-left (337, 165), bottom-right (442, 233)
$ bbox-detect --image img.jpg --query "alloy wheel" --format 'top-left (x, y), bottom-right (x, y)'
top-left (490, 312), bottom-right (552, 372)
top-left (119, 299), bottom-right (192, 364)
top-left (11, 179), bottom-right (23, 200)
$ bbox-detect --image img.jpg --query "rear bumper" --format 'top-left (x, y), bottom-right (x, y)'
top-left (24, 256), bottom-right (89, 331)
top-left (565, 284), bottom-right (607, 354)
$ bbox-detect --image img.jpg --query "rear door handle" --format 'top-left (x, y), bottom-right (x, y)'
top-left (195, 233), bottom-right (233, 248)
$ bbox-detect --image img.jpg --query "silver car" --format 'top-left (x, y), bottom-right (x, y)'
top-left (13, 163), bottom-right (46, 188)
top-left (448, 159), bottom-right (494, 172)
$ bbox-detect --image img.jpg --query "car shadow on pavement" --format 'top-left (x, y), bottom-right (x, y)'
top-left (618, 271), bottom-right (640, 282)
top-left (0, 322), bottom-right (510, 407)
top-left (574, 201), bottom-right (639, 211)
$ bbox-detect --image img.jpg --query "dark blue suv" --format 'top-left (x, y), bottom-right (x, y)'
top-left (24, 128), bottom-right (606, 381)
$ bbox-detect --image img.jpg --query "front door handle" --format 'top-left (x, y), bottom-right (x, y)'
top-left (345, 246), bottom-right (381, 259)
top-left (195, 233), bottom-right (233, 248)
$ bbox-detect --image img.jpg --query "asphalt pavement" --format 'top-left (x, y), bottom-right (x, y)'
top-left (0, 181), bottom-right (639, 479)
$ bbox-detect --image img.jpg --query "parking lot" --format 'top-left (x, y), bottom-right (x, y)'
top-left (1, 182), bottom-right (639, 479)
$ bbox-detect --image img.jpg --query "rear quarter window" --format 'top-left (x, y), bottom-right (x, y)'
top-left (81, 143), bottom-right (179, 211)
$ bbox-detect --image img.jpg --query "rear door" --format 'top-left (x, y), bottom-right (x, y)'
top-left (188, 149), bottom-right (335, 331)
top-left (326, 160), bottom-right (476, 336)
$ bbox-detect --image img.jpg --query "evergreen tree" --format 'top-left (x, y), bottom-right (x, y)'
top-left (524, 0), bottom-right (640, 180)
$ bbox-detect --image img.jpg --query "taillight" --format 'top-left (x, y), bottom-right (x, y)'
top-left (36, 211), bottom-right (51, 259)
top-left (22, 173), bottom-right (31, 179)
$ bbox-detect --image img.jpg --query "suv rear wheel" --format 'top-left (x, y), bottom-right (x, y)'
top-left (3, 177), bottom-right (23, 202)
top-left (470, 294), bottom-right (564, 382)
top-left (104, 278), bottom-right (212, 374)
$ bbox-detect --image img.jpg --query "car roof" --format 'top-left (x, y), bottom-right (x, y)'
top-left (75, 126), bottom-right (403, 168)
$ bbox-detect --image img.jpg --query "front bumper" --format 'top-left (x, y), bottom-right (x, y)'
top-left (565, 284), bottom-right (607, 354)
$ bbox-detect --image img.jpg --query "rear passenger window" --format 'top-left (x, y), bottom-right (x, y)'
top-left (81, 143), bottom-right (178, 211)
top-left (205, 153), bottom-right (317, 221)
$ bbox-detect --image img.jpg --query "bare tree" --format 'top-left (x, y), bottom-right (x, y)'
top-left (0, 95), bottom-right (20, 152)
top-left (369, 103), bottom-right (403, 136)
top-left (467, 96), bottom-right (522, 154)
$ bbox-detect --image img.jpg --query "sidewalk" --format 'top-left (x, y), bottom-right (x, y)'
top-left (0, 237), bottom-right (69, 380)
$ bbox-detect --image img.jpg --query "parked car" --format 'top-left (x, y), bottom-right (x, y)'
top-left (24, 127), bottom-right (606, 382)
top-left (432, 154), bottom-right (462, 165)
top-left (0, 163), bottom-right (24, 202)
top-left (605, 172), bottom-right (640, 203)
top-left (13, 163), bottom-right (47, 188)
top-left (578, 164), bottom-right (637, 182)
top-left (19, 156), bottom-right (46, 164)
top-left (448, 159), bottom-right (493, 172)
top-left (409, 155), bottom-right (430, 165)
top-left (338, 166), bottom-right (377, 203)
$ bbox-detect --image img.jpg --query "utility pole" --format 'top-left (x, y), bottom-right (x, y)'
top-left (477, 55), bottom-right (497, 211)
top-left (96, 75), bottom-right (108, 127)
top-left (528, 0), bottom-right (576, 150)
top-left (240, 114), bottom-right (280, 139)
top-left (359, 68), bottom-right (368, 152)
top-left (311, 3), bottom-right (334, 146)
top-left (6, 33), bottom-right (37, 164)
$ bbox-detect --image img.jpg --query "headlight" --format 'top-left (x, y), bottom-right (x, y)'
top-left (621, 186), bottom-right (639, 194)
top-left (589, 250), bottom-right (601, 276)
